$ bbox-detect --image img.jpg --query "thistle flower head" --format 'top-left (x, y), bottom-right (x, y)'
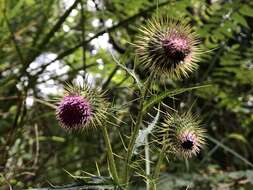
top-left (56, 83), bottom-right (109, 131)
top-left (57, 95), bottom-right (92, 129)
top-left (135, 17), bottom-right (201, 79)
top-left (159, 112), bottom-right (206, 158)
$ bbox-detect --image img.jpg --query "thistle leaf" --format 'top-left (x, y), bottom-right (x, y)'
top-left (143, 84), bottom-right (211, 112)
top-left (134, 108), bottom-right (160, 154)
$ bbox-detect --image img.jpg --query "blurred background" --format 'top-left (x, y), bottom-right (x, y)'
top-left (0, 0), bottom-right (253, 189)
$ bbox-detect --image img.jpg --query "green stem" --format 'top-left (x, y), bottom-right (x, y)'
top-left (101, 125), bottom-right (120, 185)
top-left (150, 145), bottom-right (166, 190)
top-left (153, 149), bottom-right (165, 179)
top-left (123, 72), bottom-right (155, 189)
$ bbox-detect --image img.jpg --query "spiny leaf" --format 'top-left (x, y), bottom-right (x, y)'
top-left (143, 85), bottom-right (211, 112)
top-left (134, 107), bottom-right (160, 154)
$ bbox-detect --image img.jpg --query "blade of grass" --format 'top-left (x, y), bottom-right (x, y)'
top-left (207, 135), bottom-right (253, 168)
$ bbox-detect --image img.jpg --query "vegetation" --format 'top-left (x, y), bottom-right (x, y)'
top-left (1, 0), bottom-right (253, 189)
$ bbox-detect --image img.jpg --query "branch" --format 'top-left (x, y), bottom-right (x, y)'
top-left (102, 66), bottom-right (119, 89)
top-left (31, 185), bottom-right (116, 190)
top-left (42, 0), bottom-right (171, 66)
top-left (18, 0), bottom-right (81, 78)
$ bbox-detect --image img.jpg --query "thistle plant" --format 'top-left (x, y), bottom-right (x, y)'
top-left (53, 14), bottom-right (207, 190)
top-left (55, 83), bottom-right (120, 184)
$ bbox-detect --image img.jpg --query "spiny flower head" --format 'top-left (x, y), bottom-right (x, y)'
top-left (135, 17), bottom-right (201, 79)
top-left (159, 112), bottom-right (206, 158)
top-left (57, 95), bottom-right (91, 129)
top-left (56, 83), bottom-right (109, 131)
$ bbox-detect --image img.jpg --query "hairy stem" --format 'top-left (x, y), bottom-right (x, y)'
top-left (123, 72), bottom-right (155, 189)
top-left (101, 125), bottom-right (120, 185)
top-left (145, 137), bottom-right (151, 190)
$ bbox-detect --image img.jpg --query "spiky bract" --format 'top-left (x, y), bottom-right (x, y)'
top-left (135, 17), bottom-right (201, 79)
top-left (158, 112), bottom-right (206, 158)
top-left (56, 83), bottom-right (109, 131)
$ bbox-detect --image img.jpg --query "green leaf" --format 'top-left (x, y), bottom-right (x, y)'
top-left (232, 12), bottom-right (249, 28)
top-left (227, 133), bottom-right (248, 144)
top-left (239, 5), bottom-right (253, 17)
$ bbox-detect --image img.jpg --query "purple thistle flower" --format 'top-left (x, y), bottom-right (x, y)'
top-left (135, 17), bottom-right (201, 79)
top-left (57, 95), bottom-right (92, 129)
top-left (177, 130), bottom-right (202, 158)
top-left (55, 83), bottom-right (109, 131)
top-left (162, 31), bottom-right (191, 62)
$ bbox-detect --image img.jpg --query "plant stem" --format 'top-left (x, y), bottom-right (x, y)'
top-left (123, 72), bottom-right (155, 189)
top-left (101, 125), bottom-right (120, 185)
top-left (150, 145), bottom-right (166, 190)
top-left (145, 137), bottom-right (151, 190)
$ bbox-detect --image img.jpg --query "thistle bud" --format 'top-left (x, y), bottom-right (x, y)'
top-left (56, 83), bottom-right (109, 130)
top-left (135, 17), bottom-right (201, 79)
top-left (159, 112), bottom-right (206, 158)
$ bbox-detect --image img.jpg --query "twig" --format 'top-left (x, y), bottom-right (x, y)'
top-left (102, 66), bottom-right (120, 89)
top-left (33, 124), bottom-right (40, 166)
